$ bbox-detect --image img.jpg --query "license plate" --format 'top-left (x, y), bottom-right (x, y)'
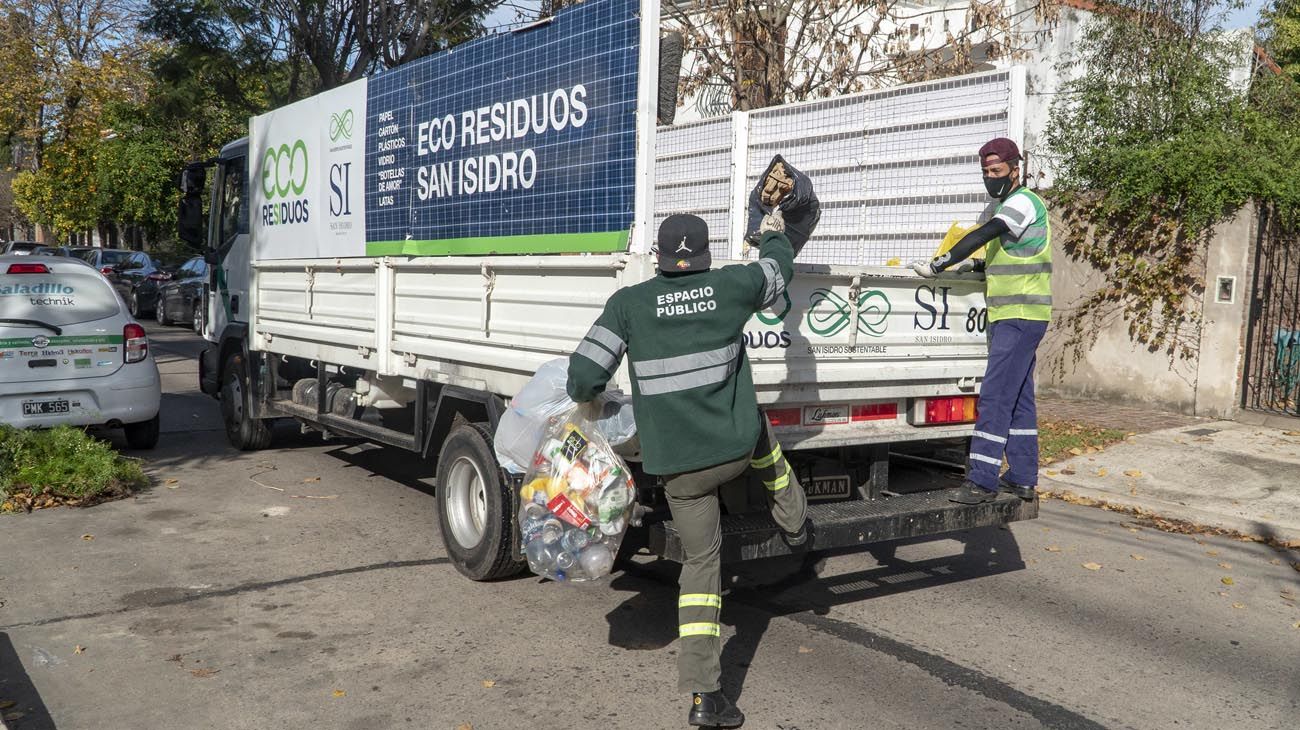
top-left (22, 399), bottom-right (70, 417)
top-left (806, 475), bottom-right (851, 501)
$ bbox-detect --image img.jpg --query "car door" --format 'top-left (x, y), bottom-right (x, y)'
top-left (164, 259), bottom-right (195, 318)
top-left (120, 252), bottom-right (148, 298)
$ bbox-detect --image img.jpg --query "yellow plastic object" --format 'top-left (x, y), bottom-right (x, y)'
top-left (935, 222), bottom-right (983, 260)
top-left (885, 257), bottom-right (902, 267)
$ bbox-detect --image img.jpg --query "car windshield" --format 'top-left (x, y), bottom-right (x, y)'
top-left (98, 250), bottom-right (133, 266)
top-left (0, 258), bottom-right (122, 327)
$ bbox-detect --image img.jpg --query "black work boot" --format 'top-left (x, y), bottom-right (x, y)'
top-left (688, 690), bottom-right (745, 728)
top-left (782, 518), bottom-right (812, 550)
top-left (998, 476), bottom-right (1036, 501)
top-left (949, 479), bottom-right (998, 504)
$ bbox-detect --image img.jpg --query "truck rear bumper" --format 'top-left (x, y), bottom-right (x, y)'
top-left (649, 488), bottom-right (1037, 563)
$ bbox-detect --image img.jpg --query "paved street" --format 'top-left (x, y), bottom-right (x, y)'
top-left (1, 324), bottom-right (1297, 730)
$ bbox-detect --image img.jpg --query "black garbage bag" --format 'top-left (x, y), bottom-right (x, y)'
top-left (743, 154), bottom-right (821, 256)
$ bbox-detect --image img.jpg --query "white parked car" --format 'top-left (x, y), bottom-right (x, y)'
top-left (0, 254), bottom-right (161, 448)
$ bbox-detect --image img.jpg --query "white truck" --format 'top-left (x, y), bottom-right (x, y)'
top-left (178, 0), bottom-right (1035, 581)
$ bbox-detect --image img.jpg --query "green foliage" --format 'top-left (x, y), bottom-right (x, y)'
top-left (0, 425), bottom-right (148, 499)
top-left (1261, 0), bottom-right (1300, 77)
top-left (1046, 0), bottom-right (1300, 363)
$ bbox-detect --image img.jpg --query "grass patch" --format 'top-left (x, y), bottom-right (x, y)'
top-left (1039, 420), bottom-right (1130, 465)
top-left (0, 425), bottom-right (148, 510)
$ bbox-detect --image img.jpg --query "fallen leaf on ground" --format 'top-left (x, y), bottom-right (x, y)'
top-left (1293, 621), bottom-right (1300, 629)
top-left (457, 724), bottom-right (473, 730)
top-left (1283, 431), bottom-right (1300, 437)
top-left (190, 668), bottom-right (219, 678)
top-left (166, 654), bottom-right (183, 663)
top-left (81, 534), bottom-right (93, 541)
top-left (1061, 468), bottom-right (1076, 476)
top-left (1045, 545), bottom-right (1062, 552)
top-left (1123, 470), bottom-right (1143, 478)
top-left (5, 712), bottom-right (25, 721)
top-left (1218, 563), bottom-right (1232, 570)
top-left (165, 478), bottom-right (178, 485)
top-left (1130, 485), bottom-right (1138, 496)
top-left (1095, 468), bottom-right (1108, 477)
top-left (481, 680), bottom-right (496, 688)
top-left (1045, 470), bottom-right (1059, 477)
top-left (1206, 550), bottom-right (1219, 556)
top-left (1085, 446), bottom-right (1098, 454)
top-left (1068, 447), bottom-right (1084, 456)
top-left (73, 645), bottom-right (84, 654)
top-left (1269, 558), bottom-right (1281, 565)
top-left (0, 701), bottom-right (14, 710)
top-left (1130, 554), bottom-right (1145, 561)
top-left (1221, 577), bottom-right (1235, 585)
top-left (1082, 562), bottom-right (1102, 571)
top-left (332, 689), bottom-right (346, 698)
top-left (1232, 603), bottom-right (1245, 609)
top-left (302, 477), bottom-right (321, 483)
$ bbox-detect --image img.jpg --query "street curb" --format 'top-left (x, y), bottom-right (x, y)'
top-left (1039, 477), bottom-right (1300, 545)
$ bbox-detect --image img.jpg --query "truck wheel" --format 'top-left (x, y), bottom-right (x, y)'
top-left (221, 352), bottom-right (273, 451)
top-left (435, 422), bottom-right (525, 581)
top-left (123, 414), bottom-right (160, 450)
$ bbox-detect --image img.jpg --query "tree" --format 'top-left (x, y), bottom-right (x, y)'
top-left (1260, 0), bottom-right (1300, 77)
top-left (1045, 0), bottom-right (1299, 365)
top-left (664, 0), bottom-right (1059, 112)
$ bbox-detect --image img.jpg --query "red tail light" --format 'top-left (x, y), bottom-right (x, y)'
top-left (921, 396), bottom-right (978, 425)
top-left (124, 323), bottom-right (148, 363)
top-left (6, 262), bottom-right (50, 274)
top-left (100, 266), bottom-right (114, 275)
top-left (851, 403), bottom-right (898, 422)
top-left (766, 407), bottom-right (802, 427)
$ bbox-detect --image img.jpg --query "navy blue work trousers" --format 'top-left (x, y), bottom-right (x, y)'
top-left (967, 318), bottom-right (1049, 491)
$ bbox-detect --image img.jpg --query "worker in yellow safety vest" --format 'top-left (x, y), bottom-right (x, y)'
top-left (909, 137), bottom-right (1051, 504)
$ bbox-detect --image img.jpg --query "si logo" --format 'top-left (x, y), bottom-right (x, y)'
top-left (329, 109), bottom-right (354, 142)
top-left (807, 288), bottom-right (891, 337)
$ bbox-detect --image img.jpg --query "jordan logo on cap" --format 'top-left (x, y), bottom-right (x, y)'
top-left (675, 236), bottom-right (691, 253)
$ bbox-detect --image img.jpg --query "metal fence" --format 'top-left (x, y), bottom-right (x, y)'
top-left (1242, 207), bottom-right (1300, 417)
top-left (654, 67), bottom-right (1026, 266)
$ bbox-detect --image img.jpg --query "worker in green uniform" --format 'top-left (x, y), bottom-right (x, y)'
top-left (568, 211), bottom-right (810, 728)
top-left (909, 137), bottom-right (1052, 504)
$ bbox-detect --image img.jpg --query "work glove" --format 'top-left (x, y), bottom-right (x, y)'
top-left (909, 259), bottom-right (937, 278)
top-left (759, 207), bottom-right (785, 235)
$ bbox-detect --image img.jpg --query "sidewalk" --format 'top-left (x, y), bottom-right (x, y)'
top-left (1038, 417), bottom-right (1300, 544)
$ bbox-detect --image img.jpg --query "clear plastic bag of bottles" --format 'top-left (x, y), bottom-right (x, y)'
top-left (517, 403), bottom-right (636, 583)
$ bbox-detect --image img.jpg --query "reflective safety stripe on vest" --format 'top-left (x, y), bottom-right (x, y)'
top-left (631, 342), bottom-right (743, 396)
top-left (985, 188), bottom-right (1052, 322)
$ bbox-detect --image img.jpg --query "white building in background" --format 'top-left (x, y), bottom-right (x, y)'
top-left (665, 0), bottom-right (1260, 187)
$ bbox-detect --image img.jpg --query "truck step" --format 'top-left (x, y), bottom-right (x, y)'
top-left (648, 488), bottom-right (1037, 563)
top-left (268, 399), bottom-right (419, 451)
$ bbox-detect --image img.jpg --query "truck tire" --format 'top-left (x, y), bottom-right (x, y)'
top-left (221, 352), bottom-right (273, 451)
top-left (435, 422), bottom-right (525, 581)
top-left (123, 414), bottom-right (160, 450)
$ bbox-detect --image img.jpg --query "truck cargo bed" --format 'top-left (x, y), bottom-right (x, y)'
top-left (649, 489), bottom-right (1037, 563)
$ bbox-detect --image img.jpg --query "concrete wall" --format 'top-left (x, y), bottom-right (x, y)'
top-left (1039, 204), bottom-right (1257, 417)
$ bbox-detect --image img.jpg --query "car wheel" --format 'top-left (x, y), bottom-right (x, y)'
top-left (220, 352), bottom-right (273, 450)
top-left (128, 290), bottom-right (141, 318)
top-left (124, 414), bottom-right (160, 450)
top-left (156, 299), bottom-right (170, 326)
top-left (435, 422), bottom-right (526, 581)
top-left (192, 302), bottom-right (205, 335)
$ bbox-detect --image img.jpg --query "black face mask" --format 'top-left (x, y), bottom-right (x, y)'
top-left (984, 174), bottom-right (1014, 199)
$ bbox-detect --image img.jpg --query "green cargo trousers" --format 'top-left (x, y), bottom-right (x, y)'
top-left (662, 412), bottom-right (808, 693)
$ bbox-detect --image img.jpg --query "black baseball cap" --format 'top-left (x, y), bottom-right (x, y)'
top-left (657, 214), bottom-right (712, 273)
